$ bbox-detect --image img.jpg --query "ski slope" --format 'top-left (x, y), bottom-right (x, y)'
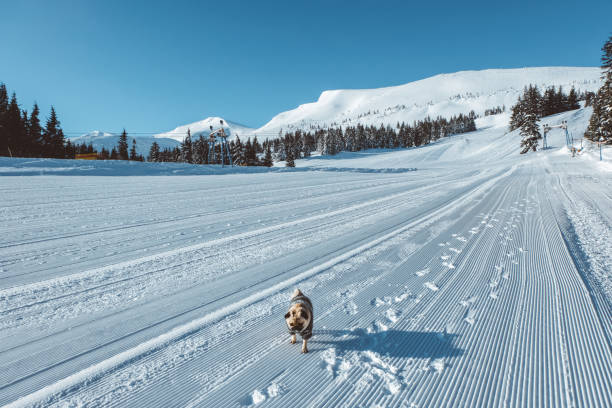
top-left (1, 108), bottom-right (611, 407)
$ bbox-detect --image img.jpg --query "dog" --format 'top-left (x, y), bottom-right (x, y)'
top-left (284, 289), bottom-right (313, 353)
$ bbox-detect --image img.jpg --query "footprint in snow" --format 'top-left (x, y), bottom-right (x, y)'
top-left (343, 300), bottom-right (358, 315)
top-left (431, 358), bottom-right (445, 373)
top-left (424, 282), bottom-right (439, 291)
top-left (394, 291), bottom-right (414, 303)
top-left (385, 308), bottom-right (401, 323)
top-left (464, 309), bottom-right (477, 325)
top-left (459, 296), bottom-right (477, 307)
top-left (367, 320), bottom-right (389, 333)
top-left (240, 382), bottom-right (286, 406)
top-left (415, 268), bottom-right (430, 277)
top-left (371, 296), bottom-right (392, 307)
top-left (489, 291), bottom-right (499, 299)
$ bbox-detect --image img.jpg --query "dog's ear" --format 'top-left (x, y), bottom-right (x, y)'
top-left (300, 310), bottom-right (309, 319)
top-left (284, 312), bottom-right (290, 319)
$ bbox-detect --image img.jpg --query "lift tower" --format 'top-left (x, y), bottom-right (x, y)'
top-left (207, 119), bottom-right (233, 167)
top-left (542, 121), bottom-right (571, 150)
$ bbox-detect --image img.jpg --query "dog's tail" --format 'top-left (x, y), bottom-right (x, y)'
top-left (292, 288), bottom-right (303, 298)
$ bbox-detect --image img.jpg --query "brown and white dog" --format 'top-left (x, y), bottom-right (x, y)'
top-left (284, 289), bottom-right (313, 353)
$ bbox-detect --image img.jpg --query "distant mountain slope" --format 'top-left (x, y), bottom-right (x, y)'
top-left (68, 131), bottom-right (180, 156)
top-left (256, 67), bottom-right (601, 135)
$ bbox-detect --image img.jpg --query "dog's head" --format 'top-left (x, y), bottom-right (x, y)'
top-left (285, 303), bottom-right (311, 332)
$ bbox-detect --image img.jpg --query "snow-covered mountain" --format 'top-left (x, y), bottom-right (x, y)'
top-left (154, 117), bottom-right (256, 142)
top-left (159, 67), bottom-right (601, 141)
top-left (68, 131), bottom-right (180, 156)
top-left (256, 67), bottom-right (601, 134)
top-left (74, 67), bottom-right (602, 151)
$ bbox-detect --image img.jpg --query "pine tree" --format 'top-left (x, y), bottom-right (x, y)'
top-left (193, 135), bottom-right (208, 164)
top-left (567, 87), bottom-right (580, 110)
top-left (520, 87), bottom-right (542, 154)
top-left (263, 143), bottom-right (273, 167)
top-left (130, 138), bottom-right (138, 160)
top-left (99, 147), bottom-right (110, 160)
top-left (148, 141), bottom-right (160, 162)
top-left (4, 93), bottom-right (23, 157)
top-left (0, 84), bottom-right (8, 156)
top-left (20, 109), bottom-right (34, 157)
top-left (117, 129), bottom-right (129, 160)
top-left (541, 87), bottom-right (556, 117)
top-left (181, 129), bottom-right (193, 163)
top-left (28, 103), bottom-right (42, 157)
top-left (231, 135), bottom-right (245, 166)
top-left (65, 140), bottom-right (75, 158)
top-left (285, 148), bottom-right (295, 167)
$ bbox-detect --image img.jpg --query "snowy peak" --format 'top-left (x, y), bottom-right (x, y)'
top-left (71, 130), bottom-right (117, 139)
top-left (258, 66), bottom-right (601, 133)
top-left (155, 117), bottom-right (255, 142)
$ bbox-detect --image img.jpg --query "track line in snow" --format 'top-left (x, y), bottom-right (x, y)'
top-left (3, 167), bottom-right (512, 407)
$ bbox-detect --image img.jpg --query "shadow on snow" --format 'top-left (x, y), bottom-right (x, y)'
top-left (310, 329), bottom-right (463, 359)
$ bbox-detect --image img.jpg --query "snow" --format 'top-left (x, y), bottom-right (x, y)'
top-left (1, 74), bottom-right (612, 407)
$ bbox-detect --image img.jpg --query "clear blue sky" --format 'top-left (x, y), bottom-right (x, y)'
top-left (1, 0), bottom-right (610, 135)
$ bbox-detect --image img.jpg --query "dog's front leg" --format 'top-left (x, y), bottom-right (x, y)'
top-left (290, 334), bottom-right (296, 344)
top-left (302, 338), bottom-right (308, 353)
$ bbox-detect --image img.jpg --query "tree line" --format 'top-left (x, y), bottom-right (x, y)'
top-left (510, 84), bottom-right (586, 154)
top-left (147, 113), bottom-right (477, 167)
top-left (509, 85), bottom-right (583, 134)
top-left (513, 35), bottom-right (612, 153)
top-left (0, 83), bottom-right (96, 159)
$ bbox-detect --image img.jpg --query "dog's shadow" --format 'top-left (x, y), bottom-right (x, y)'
top-left (310, 329), bottom-right (463, 359)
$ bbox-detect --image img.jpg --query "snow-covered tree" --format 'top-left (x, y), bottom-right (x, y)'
top-left (285, 148), bottom-right (295, 167)
top-left (585, 35), bottom-right (612, 144)
top-left (520, 86), bottom-right (542, 154)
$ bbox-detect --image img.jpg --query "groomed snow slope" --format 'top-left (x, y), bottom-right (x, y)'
top-left (0, 107), bottom-right (611, 407)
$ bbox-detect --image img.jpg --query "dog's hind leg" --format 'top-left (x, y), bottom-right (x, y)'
top-left (291, 334), bottom-right (296, 344)
top-left (302, 338), bottom-right (308, 353)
